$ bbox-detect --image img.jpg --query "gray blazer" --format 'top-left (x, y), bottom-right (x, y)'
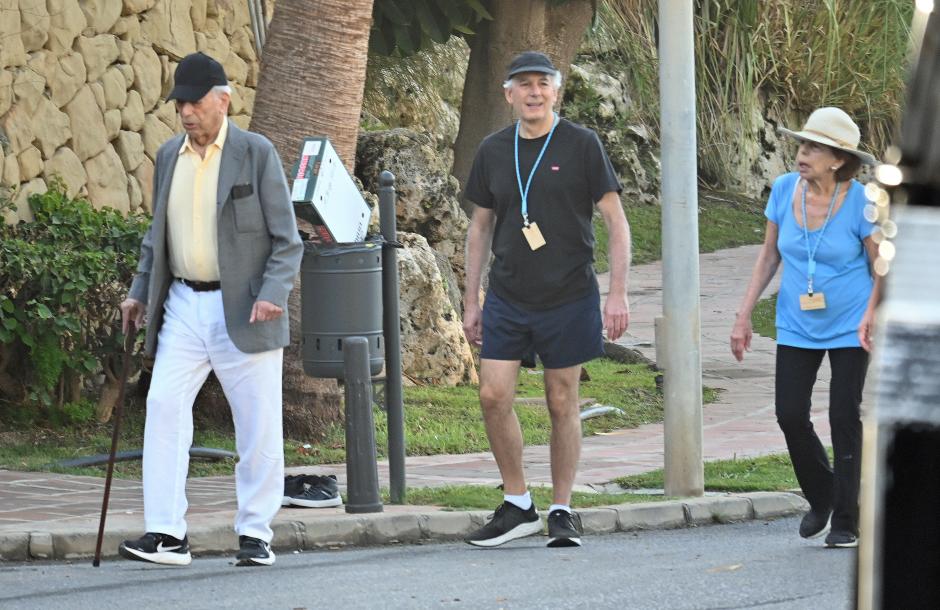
top-left (129, 123), bottom-right (303, 356)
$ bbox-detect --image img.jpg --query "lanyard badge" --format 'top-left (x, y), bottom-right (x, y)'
top-left (799, 180), bottom-right (839, 311)
top-left (515, 114), bottom-right (559, 250)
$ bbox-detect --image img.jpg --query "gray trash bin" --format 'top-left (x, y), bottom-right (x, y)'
top-left (301, 238), bottom-right (384, 379)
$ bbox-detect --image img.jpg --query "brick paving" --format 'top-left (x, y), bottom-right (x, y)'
top-left (0, 245), bottom-right (834, 534)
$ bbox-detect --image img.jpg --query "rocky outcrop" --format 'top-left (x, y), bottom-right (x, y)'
top-left (355, 128), bottom-right (469, 293)
top-left (566, 62), bottom-right (661, 206)
top-left (397, 232), bottom-right (477, 386)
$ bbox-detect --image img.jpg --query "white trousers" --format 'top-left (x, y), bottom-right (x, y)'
top-left (143, 280), bottom-right (284, 542)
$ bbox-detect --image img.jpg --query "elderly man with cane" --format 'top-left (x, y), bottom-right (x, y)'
top-left (118, 52), bottom-right (302, 567)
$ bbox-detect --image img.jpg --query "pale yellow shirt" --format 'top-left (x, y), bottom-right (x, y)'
top-left (166, 117), bottom-right (229, 282)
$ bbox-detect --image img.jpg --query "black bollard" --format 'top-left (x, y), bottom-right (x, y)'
top-left (379, 171), bottom-right (406, 503)
top-left (343, 337), bottom-right (383, 513)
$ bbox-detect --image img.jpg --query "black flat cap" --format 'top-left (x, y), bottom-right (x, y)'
top-left (167, 52), bottom-right (228, 102)
top-left (506, 51), bottom-right (558, 79)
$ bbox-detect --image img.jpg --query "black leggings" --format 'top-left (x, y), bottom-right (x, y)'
top-left (775, 345), bottom-right (869, 534)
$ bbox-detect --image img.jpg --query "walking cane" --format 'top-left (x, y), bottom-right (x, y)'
top-left (92, 321), bottom-right (135, 567)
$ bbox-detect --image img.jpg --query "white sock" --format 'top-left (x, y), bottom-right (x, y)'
top-left (504, 491), bottom-right (532, 511)
top-left (549, 504), bottom-right (571, 514)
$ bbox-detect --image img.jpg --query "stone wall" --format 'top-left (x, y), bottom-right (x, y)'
top-left (0, 0), bottom-right (262, 224)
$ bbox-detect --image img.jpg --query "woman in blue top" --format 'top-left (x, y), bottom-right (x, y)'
top-left (730, 107), bottom-right (882, 549)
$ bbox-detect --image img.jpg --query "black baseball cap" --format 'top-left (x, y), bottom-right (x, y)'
top-left (506, 51), bottom-right (558, 79)
top-left (167, 52), bottom-right (228, 102)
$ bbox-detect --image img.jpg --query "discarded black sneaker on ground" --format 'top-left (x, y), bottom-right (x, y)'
top-left (547, 509), bottom-right (583, 547)
top-left (799, 507), bottom-right (832, 539)
top-left (465, 501), bottom-right (542, 547)
top-left (235, 535), bottom-right (275, 566)
top-left (119, 532), bottom-right (192, 566)
top-left (825, 530), bottom-right (858, 548)
top-left (289, 474), bottom-right (343, 508)
top-left (282, 474), bottom-right (307, 506)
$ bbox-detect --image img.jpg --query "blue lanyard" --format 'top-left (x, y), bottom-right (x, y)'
top-left (514, 114), bottom-right (559, 226)
top-left (800, 180), bottom-right (840, 294)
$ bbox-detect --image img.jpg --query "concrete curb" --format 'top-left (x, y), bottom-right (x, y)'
top-left (0, 492), bottom-right (808, 562)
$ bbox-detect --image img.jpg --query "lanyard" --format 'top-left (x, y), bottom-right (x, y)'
top-left (514, 114), bottom-right (559, 226)
top-left (800, 180), bottom-right (840, 295)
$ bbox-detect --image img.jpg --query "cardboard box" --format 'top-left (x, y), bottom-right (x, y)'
top-left (291, 137), bottom-right (371, 243)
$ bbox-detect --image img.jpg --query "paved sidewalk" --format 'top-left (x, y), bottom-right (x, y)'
top-left (0, 245), bottom-right (825, 561)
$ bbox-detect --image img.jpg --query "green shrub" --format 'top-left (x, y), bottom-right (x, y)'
top-left (0, 181), bottom-right (149, 423)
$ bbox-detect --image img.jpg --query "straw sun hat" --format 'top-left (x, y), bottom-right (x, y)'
top-left (778, 107), bottom-right (878, 165)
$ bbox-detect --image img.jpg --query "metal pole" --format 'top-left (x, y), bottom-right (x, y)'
top-left (658, 0), bottom-right (704, 497)
top-left (379, 170), bottom-right (406, 503)
top-left (343, 336), bottom-right (383, 513)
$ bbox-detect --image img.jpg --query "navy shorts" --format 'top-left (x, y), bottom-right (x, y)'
top-left (480, 288), bottom-right (604, 369)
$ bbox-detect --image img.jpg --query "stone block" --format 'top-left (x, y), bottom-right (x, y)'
top-left (49, 52), bottom-right (86, 108)
top-left (0, 532), bottom-right (29, 561)
top-left (743, 492), bottom-right (809, 519)
top-left (419, 511), bottom-right (474, 540)
top-left (77, 34), bottom-right (120, 83)
top-left (44, 146), bottom-right (87, 196)
top-left (79, 0), bottom-right (122, 34)
top-left (364, 513), bottom-right (423, 545)
top-left (683, 496), bottom-right (753, 525)
top-left (615, 501), bottom-right (687, 531)
top-left (301, 515), bottom-right (365, 549)
top-left (121, 90), bottom-right (145, 131)
top-left (84, 145), bottom-right (129, 212)
top-left (32, 98), bottom-right (71, 158)
top-left (131, 45), bottom-right (162, 112)
top-left (28, 532), bottom-right (54, 559)
top-left (64, 85), bottom-right (107, 161)
top-left (47, 0), bottom-right (87, 54)
top-left (20, 0), bottom-right (50, 53)
top-left (17, 145), bottom-right (42, 181)
top-left (579, 507), bottom-right (619, 535)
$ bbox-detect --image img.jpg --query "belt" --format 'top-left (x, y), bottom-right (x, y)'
top-left (177, 278), bottom-right (221, 292)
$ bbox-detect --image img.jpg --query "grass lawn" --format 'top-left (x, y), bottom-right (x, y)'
top-left (0, 358), bottom-right (675, 479)
top-left (615, 452), bottom-right (800, 493)
top-left (594, 189), bottom-right (766, 272)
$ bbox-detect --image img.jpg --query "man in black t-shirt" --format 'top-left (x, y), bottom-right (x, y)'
top-left (462, 51), bottom-right (632, 549)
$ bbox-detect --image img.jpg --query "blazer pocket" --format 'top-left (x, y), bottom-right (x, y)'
top-left (232, 187), bottom-right (265, 233)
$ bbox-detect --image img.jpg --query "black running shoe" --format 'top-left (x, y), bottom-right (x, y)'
top-left (799, 507), bottom-right (832, 539)
top-left (235, 535), bottom-right (275, 566)
top-left (289, 474), bottom-right (343, 508)
top-left (282, 474), bottom-right (307, 506)
top-left (825, 531), bottom-right (858, 548)
top-left (118, 532), bottom-right (192, 566)
top-left (465, 501), bottom-right (542, 547)
top-left (547, 509), bottom-right (583, 547)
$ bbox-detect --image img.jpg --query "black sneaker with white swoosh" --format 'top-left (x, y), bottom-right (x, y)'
top-left (235, 535), bottom-right (275, 566)
top-left (118, 532), bottom-right (192, 566)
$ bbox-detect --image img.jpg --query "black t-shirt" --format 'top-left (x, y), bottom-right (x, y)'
top-left (464, 118), bottom-right (621, 309)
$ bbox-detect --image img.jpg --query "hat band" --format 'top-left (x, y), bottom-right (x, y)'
top-left (803, 128), bottom-right (856, 150)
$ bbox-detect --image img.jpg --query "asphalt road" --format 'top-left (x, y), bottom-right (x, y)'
top-left (0, 517), bottom-right (854, 610)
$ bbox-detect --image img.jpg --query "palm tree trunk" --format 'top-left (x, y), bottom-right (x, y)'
top-left (248, 0), bottom-right (375, 440)
top-left (250, 0), bottom-right (375, 173)
top-left (452, 0), bottom-right (594, 213)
